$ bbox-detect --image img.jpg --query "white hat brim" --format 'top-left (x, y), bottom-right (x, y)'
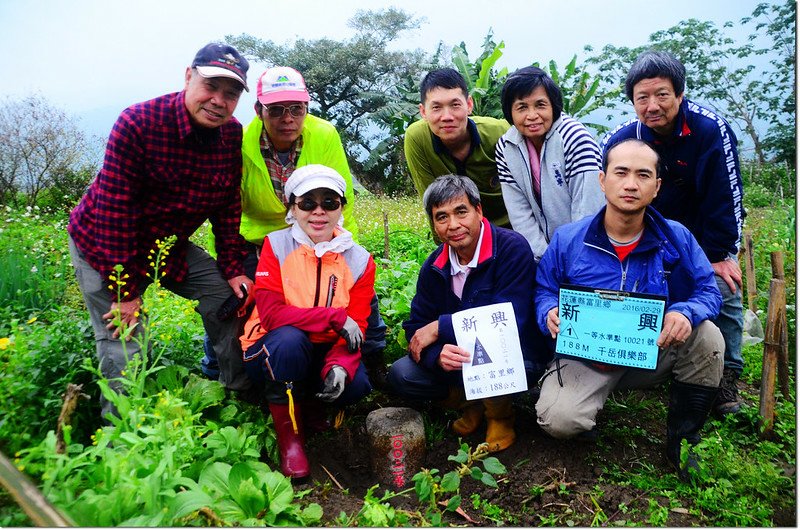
top-left (195, 66), bottom-right (249, 91)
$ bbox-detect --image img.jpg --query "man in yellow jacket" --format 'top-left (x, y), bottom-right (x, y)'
top-left (239, 66), bottom-right (358, 243)
top-left (202, 67), bottom-right (387, 385)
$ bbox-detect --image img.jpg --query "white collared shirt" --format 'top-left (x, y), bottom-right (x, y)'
top-left (448, 222), bottom-right (485, 299)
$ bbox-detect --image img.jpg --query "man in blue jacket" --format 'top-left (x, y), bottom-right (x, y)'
top-left (601, 50), bottom-right (744, 415)
top-left (535, 139), bottom-right (724, 479)
top-left (388, 175), bottom-right (546, 453)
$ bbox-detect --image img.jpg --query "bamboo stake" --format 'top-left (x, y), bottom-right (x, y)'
top-left (743, 231), bottom-right (757, 312)
top-left (770, 251), bottom-right (784, 280)
top-left (769, 252), bottom-right (790, 399)
top-left (759, 277), bottom-right (786, 438)
top-left (0, 450), bottom-right (75, 526)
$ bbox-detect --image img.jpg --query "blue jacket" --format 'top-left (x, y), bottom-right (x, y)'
top-left (535, 206), bottom-right (721, 335)
top-left (404, 219), bottom-right (545, 371)
top-left (601, 98), bottom-right (744, 263)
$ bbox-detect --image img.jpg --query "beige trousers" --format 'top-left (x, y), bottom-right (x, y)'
top-left (536, 320), bottom-right (724, 439)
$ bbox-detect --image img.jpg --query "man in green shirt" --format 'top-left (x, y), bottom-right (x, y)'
top-left (404, 68), bottom-right (510, 228)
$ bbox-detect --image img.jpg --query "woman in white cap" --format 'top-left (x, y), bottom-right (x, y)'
top-left (239, 164), bottom-right (375, 480)
top-left (201, 66), bottom-right (390, 390)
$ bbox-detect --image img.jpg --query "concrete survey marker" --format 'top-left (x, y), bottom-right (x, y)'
top-left (365, 407), bottom-right (426, 490)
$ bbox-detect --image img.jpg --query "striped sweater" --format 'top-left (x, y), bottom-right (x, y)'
top-left (496, 114), bottom-right (605, 260)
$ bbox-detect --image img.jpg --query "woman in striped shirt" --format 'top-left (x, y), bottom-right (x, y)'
top-left (495, 67), bottom-right (606, 261)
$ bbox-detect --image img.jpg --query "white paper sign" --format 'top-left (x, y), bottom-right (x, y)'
top-left (452, 302), bottom-right (528, 400)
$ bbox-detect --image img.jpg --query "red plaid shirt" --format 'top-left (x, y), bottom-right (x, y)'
top-left (260, 127), bottom-right (303, 203)
top-left (68, 91), bottom-right (247, 302)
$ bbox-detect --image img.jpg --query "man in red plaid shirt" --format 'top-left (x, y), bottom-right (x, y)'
top-left (68, 43), bottom-right (253, 419)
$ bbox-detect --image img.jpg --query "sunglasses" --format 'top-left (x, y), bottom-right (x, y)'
top-left (265, 104), bottom-right (306, 118)
top-left (295, 197), bottom-right (342, 211)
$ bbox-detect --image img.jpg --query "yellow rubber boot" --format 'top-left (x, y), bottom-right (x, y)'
top-left (437, 386), bottom-right (484, 436)
top-left (452, 400), bottom-right (484, 436)
top-left (483, 396), bottom-right (515, 452)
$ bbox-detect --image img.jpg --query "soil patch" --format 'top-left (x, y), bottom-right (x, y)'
top-left (294, 382), bottom-right (794, 526)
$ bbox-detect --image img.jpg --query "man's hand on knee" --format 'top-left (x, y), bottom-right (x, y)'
top-left (103, 297), bottom-right (142, 340)
top-left (409, 320), bottom-right (439, 362)
top-left (658, 311), bottom-right (692, 348)
top-left (711, 258), bottom-right (742, 293)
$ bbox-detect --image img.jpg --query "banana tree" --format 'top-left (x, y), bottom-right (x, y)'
top-left (452, 31), bottom-right (508, 118)
top-left (534, 55), bottom-right (616, 133)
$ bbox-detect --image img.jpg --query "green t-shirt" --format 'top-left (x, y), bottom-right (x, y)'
top-left (404, 116), bottom-right (510, 228)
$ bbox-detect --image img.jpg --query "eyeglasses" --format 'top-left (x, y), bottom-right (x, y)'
top-left (295, 197), bottom-right (342, 211)
top-left (265, 104), bottom-right (306, 118)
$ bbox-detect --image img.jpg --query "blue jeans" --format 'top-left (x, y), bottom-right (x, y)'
top-left (201, 334), bottom-right (221, 379)
top-left (712, 270), bottom-right (745, 375)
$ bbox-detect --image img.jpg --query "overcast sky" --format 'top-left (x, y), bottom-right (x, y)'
top-left (1, 0), bottom-right (764, 141)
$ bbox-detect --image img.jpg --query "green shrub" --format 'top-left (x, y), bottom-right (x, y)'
top-left (743, 183), bottom-right (775, 208)
top-left (374, 258), bottom-right (424, 362)
top-left (0, 306), bottom-right (96, 456)
top-left (10, 352), bottom-right (305, 527)
top-left (742, 160), bottom-right (795, 204)
top-left (35, 165), bottom-right (95, 215)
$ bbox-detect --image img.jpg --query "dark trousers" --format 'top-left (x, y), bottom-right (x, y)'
top-left (387, 355), bottom-right (466, 402)
top-left (202, 245), bottom-right (386, 377)
top-left (243, 325), bottom-right (372, 406)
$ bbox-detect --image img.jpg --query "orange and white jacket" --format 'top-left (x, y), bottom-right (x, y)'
top-left (240, 227), bottom-right (376, 382)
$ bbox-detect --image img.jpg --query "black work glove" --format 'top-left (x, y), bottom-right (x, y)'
top-left (316, 365), bottom-right (347, 402)
top-left (337, 316), bottom-right (364, 353)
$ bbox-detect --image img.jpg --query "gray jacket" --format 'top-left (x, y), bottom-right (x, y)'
top-left (496, 114), bottom-right (605, 260)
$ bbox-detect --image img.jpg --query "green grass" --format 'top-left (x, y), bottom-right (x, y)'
top-left (0, 206), bottom-right (75, 313)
